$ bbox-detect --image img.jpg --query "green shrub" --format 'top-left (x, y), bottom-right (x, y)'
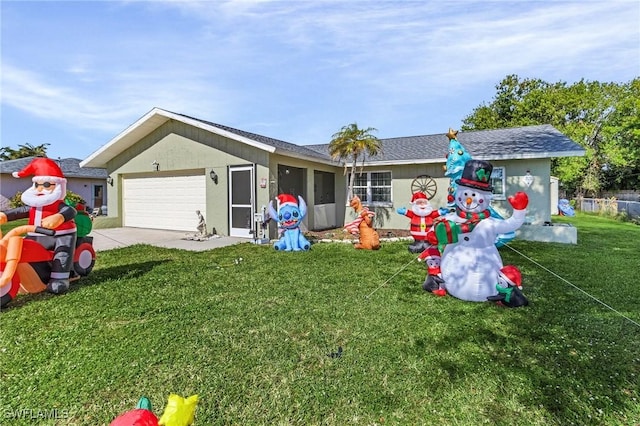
top-left (9, 191), bottom-right (23, 208)
top-left (64, 190), bottom-right (86, 207)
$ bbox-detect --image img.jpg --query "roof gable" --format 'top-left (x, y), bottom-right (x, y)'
top-left (81, 108), bottom-right (333, 168)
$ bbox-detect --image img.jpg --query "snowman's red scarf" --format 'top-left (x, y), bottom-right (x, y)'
top-left (431, 208), bottom-right (491, 251)
top-left (456, 208), bottom-right (491, 222)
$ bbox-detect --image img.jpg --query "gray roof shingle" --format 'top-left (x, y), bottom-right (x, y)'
top-left (176, 113), bottom-right (335, 162)
top-left (82, 107), bottom-right (584, 169)
top-left (178, 112), bottom-right (584, 165)
top-left (306, 124), bottom-right (585, 164)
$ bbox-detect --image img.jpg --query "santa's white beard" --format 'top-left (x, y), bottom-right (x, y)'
top-left (411, 203), bottom-right (434, 217)
top-left (21, 184), bottom-right (64, 208)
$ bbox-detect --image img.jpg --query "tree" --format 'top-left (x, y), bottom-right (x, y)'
top-left (598, 78), bottom-right (640, 191)
top-left (462, 75), bottom-right (640, 196)
top-left (0, 146), bottom-right (17, 161)
top-left (328, 123), bottom-right (382, 201)
top-left (0, 143), bottom-right (50, 160)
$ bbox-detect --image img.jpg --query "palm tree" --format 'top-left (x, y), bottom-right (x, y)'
top-left (0, 143), bottom-right (50, 160)
top-left (16, 143), bottom-right (50, 158)
top-left (0, 146), bottom-right (16, 161)
top-left (328, 123), bottom-right (381, 201)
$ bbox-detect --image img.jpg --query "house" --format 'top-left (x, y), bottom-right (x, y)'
top-left (80, 107), bottom-right (585, 243)
top-left (0, 157), bottom-right (108, 212)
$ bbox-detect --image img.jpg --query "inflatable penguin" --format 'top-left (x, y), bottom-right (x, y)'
top-left (487, 265), bottom-right (529, 307)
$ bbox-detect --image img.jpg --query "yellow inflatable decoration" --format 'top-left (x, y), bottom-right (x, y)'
top-left (159, 394), bottom-right (199, 426)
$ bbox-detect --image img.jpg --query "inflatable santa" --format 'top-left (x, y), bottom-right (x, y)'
top-left (0, 158), bottom-right (77, 294)
top-left (429, 159), bottom-right (528, 302)
top-left (397, 191), bottom-right (442, 253)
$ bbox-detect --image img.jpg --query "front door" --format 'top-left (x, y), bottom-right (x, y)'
top-left (229, 166), bottom-right (254, 237)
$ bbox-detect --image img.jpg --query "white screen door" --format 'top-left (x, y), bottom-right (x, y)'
top-left (229, 166), bottom-right (254, 237)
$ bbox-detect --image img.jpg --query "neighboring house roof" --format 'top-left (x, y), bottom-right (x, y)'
top-left (81, 107), bottom-right (585, 168)
top-left (0, 157), bottom-right (108, 179)
top-left (307, 124), bottom-right (586, 166)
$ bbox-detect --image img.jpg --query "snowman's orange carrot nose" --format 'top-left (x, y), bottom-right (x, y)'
top-left (466, 197), bottom-right (473, 205)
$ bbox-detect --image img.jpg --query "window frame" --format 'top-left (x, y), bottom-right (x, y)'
top-left (348, 170), bottom-right (393, 207)
top-left (490, 166), bottom-right (506, 200)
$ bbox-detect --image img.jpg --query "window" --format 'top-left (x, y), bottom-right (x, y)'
top-left (350, 171), bottom-right (392, 205)
top-left (314, 171), bottom-right (335, 204)
top-left (490, 167), bottom-right (506, 200)
top-left (92, 185), bottom-right (104, 210)
top-left (277, 165), bottom-right (305, 198)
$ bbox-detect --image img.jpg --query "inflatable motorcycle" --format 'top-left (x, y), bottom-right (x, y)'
top-left (0, 224), bottom-right (96, 308)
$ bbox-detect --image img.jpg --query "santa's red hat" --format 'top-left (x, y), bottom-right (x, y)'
top-left (411, 192), bottom-right (428, 203)
top-left (418, 246), bottom-right (441, 261)
top-left (277, 194), bottom-right (298, 208)
top-left (12, 158), bottom-right (65, 182)
top-left (12, 158), bottom-right (67, 196)
top-left (499, 265), bottom-right (522, 289)
top-left (423, 247), bottom-right (441, 260)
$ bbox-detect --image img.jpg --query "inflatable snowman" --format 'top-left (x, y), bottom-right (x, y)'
top-left (431, 159), bottom-right (528, 302)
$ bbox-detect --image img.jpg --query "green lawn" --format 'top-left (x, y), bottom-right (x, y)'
top-left (1, 213), bottom-right (639, 425)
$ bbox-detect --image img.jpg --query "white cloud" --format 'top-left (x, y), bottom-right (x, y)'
top-left (95, 2), bottom-right (640, 91)
top-left (1, 64), bottom-right (120, 130)
top-left (1, 62), bottom-right (233, 134)
top-left (1, 0), bottom-right (637, 157)
top-left (153, 1), bottom-right (637, 93)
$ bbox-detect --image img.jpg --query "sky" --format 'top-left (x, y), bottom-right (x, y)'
top-left (1, 0), bottom-right (639, 161)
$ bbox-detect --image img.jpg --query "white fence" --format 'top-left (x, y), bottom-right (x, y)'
top-left (580, 198), bottom-right (640, 219)
top-left (600, 190), bottom-right (640, 202)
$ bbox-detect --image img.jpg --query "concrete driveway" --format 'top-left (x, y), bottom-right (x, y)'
top-left (90, 228), bottom-right (247, 252)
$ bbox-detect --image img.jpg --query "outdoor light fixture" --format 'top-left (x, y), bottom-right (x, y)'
top-left (210, 170), bottom-right (218, 184)
top-left (106, 176), bottom-right (114, 186)
top-left (523, 170), bottom-right (534, 187)
top-left (152, 160), bottom-right (159, 171)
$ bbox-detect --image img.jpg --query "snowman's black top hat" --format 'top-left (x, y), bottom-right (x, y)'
top-left (456, 159), bottom-right (494, 192)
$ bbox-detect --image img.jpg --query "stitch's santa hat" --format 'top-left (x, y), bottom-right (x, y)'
top-left (277, 194), bottom-right (298, 208)
top-left (499, 265), bottom-right (522, 289)
top-left (411, 192), bottom-right (428, 203)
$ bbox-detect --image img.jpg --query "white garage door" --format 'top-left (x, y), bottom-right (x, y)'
top-left (123, 175), bottom-right (206, 231)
